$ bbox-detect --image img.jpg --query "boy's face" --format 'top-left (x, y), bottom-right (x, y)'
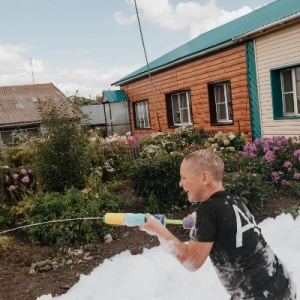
top-left (179, 159), bottom-right (206, 202)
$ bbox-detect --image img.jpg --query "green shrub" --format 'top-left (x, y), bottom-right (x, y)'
top-left (224, 171), bottom-right (275, 216)
top-left (33, 109), bottom-right (90, 193)
top-left (130, 153), bottom-right (188, 213)
top-left (20, 187), bottom-right (124, 245)
top-left (1, 143), bottom-right (36, 168)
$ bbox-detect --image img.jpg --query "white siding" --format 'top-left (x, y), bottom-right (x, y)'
top-left (255, 22), bottom-right (300, 137)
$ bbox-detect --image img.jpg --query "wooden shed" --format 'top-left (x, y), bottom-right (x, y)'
top-left (112, 0), bottom-right (300, 140)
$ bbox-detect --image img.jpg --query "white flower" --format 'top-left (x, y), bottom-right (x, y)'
top-left (228, 133), bottom-right (236, 140)
top-left (204, 141), bottom-right (211, 148)
top-left (222, 139), bottom-right (230, 146)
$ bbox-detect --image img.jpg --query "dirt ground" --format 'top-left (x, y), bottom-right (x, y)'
top-left (0, 195), bottom-right (299, 300)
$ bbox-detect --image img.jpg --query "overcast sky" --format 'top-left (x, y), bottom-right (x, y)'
top-left (0, 0), bottom-right (273, 99)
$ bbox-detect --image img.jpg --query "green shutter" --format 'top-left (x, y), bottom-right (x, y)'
top-left (246, 41), bottom-right (262, 139)
top-left (270, 71), bottom-right (283, 119)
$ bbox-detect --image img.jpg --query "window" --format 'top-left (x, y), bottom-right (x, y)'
top-left (271, 65), bottom-right (300, 119)
top-left (281, 68), bottom-right (300, 116)
top-left (166, 91), bottom-right (192, 127)
top-left (208, 81), bottom-right (233, 125)
top-left (133, 100), bottom-right (150, 129)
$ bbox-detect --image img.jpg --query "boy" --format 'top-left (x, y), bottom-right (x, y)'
top-left (140, 149), bottom-right (296, 299)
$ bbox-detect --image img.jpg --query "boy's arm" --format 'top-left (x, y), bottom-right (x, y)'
top-left (140, 213), bottom-right (213, 271)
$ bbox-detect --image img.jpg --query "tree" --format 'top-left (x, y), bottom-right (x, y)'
top-left (34, 108), bottom-right (90, 193)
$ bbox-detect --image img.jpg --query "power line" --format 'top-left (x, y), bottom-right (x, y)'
top-left (134, 0), bottom-right (161, 132)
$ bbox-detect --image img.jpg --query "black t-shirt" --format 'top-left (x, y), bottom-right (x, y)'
top-left (189, 191), bottom-right (291, 300)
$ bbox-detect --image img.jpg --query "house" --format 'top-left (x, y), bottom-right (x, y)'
top-left (235, 14), bottom-right (300, 137)
top-left (112, 0), bottom-right (300, 140)
top-left (0, 83), bottom-right (82, 145)
top-left (102, 90), bottom-right (131, 136)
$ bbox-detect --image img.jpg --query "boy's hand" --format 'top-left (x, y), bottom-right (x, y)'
top-left (183, 212), bottom-right (196, 229)
top-left (140, 213), bottom-right (167, 237)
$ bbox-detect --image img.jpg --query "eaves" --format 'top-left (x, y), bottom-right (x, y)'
top-left (112, 39), bottom-right (239, 86)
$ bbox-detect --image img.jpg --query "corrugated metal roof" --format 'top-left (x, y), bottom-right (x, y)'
top-left (0, 83), bottom-right (82, 127)
top-left (112, 0), bottom-right (300, 86)
top-left (103, 90), bottom-right (129, 103)
top-left (79, 105), bottom-right (106, 125)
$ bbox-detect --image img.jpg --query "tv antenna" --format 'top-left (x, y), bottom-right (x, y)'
top-left (30, 58), bottom-right (35, 84)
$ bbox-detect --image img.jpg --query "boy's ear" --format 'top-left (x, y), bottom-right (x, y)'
top-left (202, 171), bottom-right (211, 182)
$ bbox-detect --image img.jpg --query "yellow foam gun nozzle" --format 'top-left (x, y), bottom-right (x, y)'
top-left (103, 213), bottom-right (184, 227)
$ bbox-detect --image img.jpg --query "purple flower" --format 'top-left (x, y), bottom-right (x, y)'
top-left (271, 172), bottom-right (280, 183)
top-left (239, 142), bottom-right (257, 157)
top-left (293, 149), bottom-right (300, 161)
top-left (271, 171), bottom-right (283, 183)
top-left (293, 172), bottom-right (300, 180)
top-left (283, 161), bottom-right (293, 172)
top-left (20, 168), bottom-right (27, 175)
top-left (8, 185), bottom-right (17, 191)
top-left (13, 173), bottom-right (19, 179)
top-left (264, 150), bottom-right (275, 163)
top-left (21, 176), bottom-right (30, 183)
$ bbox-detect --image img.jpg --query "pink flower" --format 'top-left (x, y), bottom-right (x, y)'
top-left (28, 169), bottom-right (33, 174)
top-left (8, 185), bottom-right (17, 191)
top-left (283, 161), bottom-right (293, 172)
top-left (13, 173), bottom-right (19, 179)
top-left (21, 176), bottom-right (30, 183)
top-left (293, 173), bottom-right (300, 180)
top-left (20, 168), bottom-right (27, 174)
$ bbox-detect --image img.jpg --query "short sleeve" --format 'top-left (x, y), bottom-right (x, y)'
top-left (190, 203), bottom-right (219, 242)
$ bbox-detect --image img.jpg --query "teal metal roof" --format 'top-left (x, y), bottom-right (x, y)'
top-left (103, 90), bottom-right (129, 103)
top-left (112, 0), bottom-right (300, 86)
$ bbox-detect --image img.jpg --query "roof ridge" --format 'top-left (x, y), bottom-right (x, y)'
top-left (0, 82), bottom-right (53, 89)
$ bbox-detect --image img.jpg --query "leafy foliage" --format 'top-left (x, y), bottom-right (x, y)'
top-left (224, 171), bottom-right (274, 216)
top-left (130, 153), bottom-right (188, 213)
top-left (33, 109), bottom-right (90, 192)
top-left (19, 187), bottom-right (125, 245)
top-left (1, 143), bottom-right (36, 169)
top-left (2, 126), bottom-right (300, 246)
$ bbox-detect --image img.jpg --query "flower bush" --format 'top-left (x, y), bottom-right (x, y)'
top-left (204, 131), bottom-right (247, 152)
top-left (239, 136), bottom-right (300, 190)
top-left (5, 167), bottom-right (39, 203)
top-left (98, 133), bottom-right (143, 181)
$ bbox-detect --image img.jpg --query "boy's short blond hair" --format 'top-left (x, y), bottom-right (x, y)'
top-left (183, 149), bottom-right (224, 182)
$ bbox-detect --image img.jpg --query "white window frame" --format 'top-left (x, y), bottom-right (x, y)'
top-left (134, 100), bottom-right (150, 129)
top-left (214, 82), bottom-right (233, 123)
top-left (170, 91), bottom-right (192, 126)
top-left (280, 67), bottom-right (300, 116)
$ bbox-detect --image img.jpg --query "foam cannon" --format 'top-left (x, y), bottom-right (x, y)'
top-left (103, 213), bottom-right (195, 229)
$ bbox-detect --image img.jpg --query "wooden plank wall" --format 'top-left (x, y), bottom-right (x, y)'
top-left (255, 22), bottom-right (300, 137)
top-left (121, 44), bottom-right (252, 139)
